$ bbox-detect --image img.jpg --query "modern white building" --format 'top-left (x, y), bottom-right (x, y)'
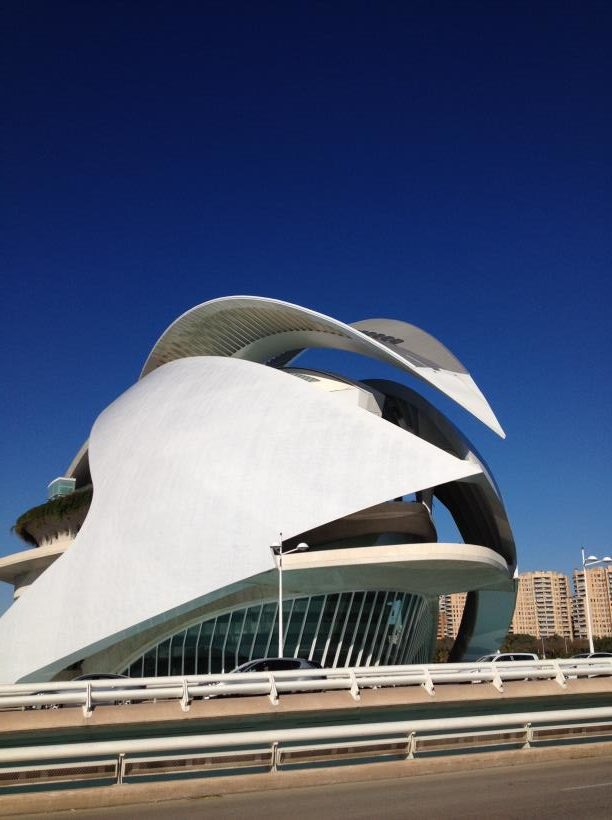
top-left (0, 296), bottom-right (517, 682)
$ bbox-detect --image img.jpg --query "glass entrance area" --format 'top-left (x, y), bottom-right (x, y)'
top-left (122, 589), bottom-right (435, 677)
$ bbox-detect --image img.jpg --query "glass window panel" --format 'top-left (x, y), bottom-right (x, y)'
top-left (250, 603), bottom-right (276, 659)
top-left (224, 610), bottom-right (246, 670)
top-left (336, 592), bottom-right (364, 667)
top-left (325, 593), bottom-right (352, 666)
top-left (183, 624), bottom-right (200, 675)
top-left (362, 592), bottom-right (388, 665)
top-left (390, 594), bottom-right (413, 664)
top-left (352, 591), bottom-right (376, 666)
top-left (279, 598), bottom-right (294, 654)
top-left (196, 620), bottom-right (216, 675)
top-left (143, 648), bottom-right (156, 678)
top-left (312, 594), bottom-right (339, 664)
top-left (298, 596), bottom-right (325, 659)
top-left (265, 659), bottom-right (302, 671)
top-left (157, 638), bottom-right (171, 677)
top-left (283, 598), bottom-right (308, 657)
top-left (387, 594), bottom-right (408, 664)
top-left (382, 595), bottom-right (404, 664)
top-left (237, 606), bottom-right (262, 666)
top-left (169, 630), bottom-right (186, 676)
top-left (211, 613), bottom-right (230, 673)
top-left (264, 603), bottom-right (281, 658)
top-left (374, 594), bottom-right (399, 665)
top-left (400, 596), bottom-right (424, 664)
top-left (128, 658), bottom-right (143, 678)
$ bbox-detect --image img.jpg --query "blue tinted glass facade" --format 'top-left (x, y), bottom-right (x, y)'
top-left (123, 590), bottom-right (434, 676)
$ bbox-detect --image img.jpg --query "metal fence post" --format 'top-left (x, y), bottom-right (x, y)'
top-left (116, 753), bottom-right (125, 785)
top-left (180, 679), bottom-right (191, 712)
top-left (268, 673), bottom-right (279, 705)
top-left (421, 669), bottom-right (434, 695)
top-left (82, 682), bottom-right (92, 718)
top-left (349, 669), bottom-right (360, 701)
top-left (406, 731), bottom-right (415, 760)
top-left (554, 660), bottom-right (567, 688)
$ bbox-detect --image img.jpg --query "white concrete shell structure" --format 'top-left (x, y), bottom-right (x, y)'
top-left (0, 297), bottom-right (516, 683)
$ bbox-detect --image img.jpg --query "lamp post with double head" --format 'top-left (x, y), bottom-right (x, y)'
top-left (270, 535), bottom-right (309, 658)
top-left (581, 548), bottom-right (612, 654)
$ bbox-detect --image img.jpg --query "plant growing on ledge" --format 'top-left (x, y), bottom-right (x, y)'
top-left (12, 485), bottom-right (93, 547)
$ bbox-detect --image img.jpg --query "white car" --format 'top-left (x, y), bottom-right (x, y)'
top-left (570, 652), bottom-right (612, 659)
top-left (475, 653), bottom-right (538, 662)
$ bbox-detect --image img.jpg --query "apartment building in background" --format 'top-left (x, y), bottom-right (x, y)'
top-left (438, 592), bottom-right (467, 639)
top-left (510, 571), bottom-right (573, 639)
top-left (437, 567), bottom-right (612, 644)
top-left (573, 566), bottom-right (612, 639)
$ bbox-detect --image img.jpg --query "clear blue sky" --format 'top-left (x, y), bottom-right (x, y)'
top-left (1, 2), bottom-right (611, 615)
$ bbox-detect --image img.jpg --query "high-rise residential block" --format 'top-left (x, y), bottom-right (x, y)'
top-left (511, 571), bottom-right (573, 639)
top-left (573, 566), bottom-right (612, 639)
top-left (438, 592), bottom-right (467, 639)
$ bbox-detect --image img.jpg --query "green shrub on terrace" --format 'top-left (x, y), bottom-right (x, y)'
top-left (12, 486), bottom-right (93, 546)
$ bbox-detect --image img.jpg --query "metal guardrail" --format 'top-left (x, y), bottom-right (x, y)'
top-left (0, 659), bottom-right (610, 716)
top-left (1, 707), bottom-right (612, 789)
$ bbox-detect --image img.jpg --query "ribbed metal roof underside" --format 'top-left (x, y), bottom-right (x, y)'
top-left (141, 296), bottom-right (504, 437)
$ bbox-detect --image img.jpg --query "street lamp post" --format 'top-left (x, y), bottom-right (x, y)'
top-left (581, 548), bottom-right (612, 654)
top-left (270, 534), bottom-right (309, 658)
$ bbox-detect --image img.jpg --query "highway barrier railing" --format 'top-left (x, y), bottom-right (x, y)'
top-left (0, 658), bottom-right (610, 716)
top-left (1, 707), bottom-right (612, 791)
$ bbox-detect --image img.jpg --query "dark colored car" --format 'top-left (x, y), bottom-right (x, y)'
top-left (73, 673), bottom-right (130, 681)
top-left (231, 657), bottom-right (322, 673)
top-left (31, 673), bottom-right (133, 709)
top-left (567, 652), bottom-right (612, 678)
top-left (74, 673), bottom-right (143, 703)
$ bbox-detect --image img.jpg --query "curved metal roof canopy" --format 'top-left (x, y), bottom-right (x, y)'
top-left (141, 296), bottom-right (505, 437)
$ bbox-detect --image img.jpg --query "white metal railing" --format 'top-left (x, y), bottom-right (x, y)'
top-left (0, 659), bottom-right (610, 717)
top-left (1, 707), bottom-right (612, 771)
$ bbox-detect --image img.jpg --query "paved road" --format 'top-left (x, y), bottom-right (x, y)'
top-left (13, 753), bottom-right (612, 819)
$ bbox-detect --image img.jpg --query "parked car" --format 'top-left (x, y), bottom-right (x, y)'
top-left (475, 653), bottom-right (538, 662)
top-left (231, 657), bottom-right (322, 673)
top-left (31, 673), bottom-right (132, 709)
top-left (470, 653), bottom-right (539, 683)
top-left (78, 673), bottom-right (141, 704)
top-left (567, 652), bottom-right (612, 678)
top-left (203, 657), bottom-right (324, 699)
top-left (570, 652), bottom-right (612, 659)
top-left (72, 673), bottom-right (130, 681)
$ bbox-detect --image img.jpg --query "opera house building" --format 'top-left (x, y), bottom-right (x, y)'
top-left (0, 297), bottom-right (517, 683)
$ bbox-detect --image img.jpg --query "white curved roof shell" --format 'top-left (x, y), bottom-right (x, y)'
top-left (141, 296), bottom-right (505, 437)
top-left (0, 357), bottom-right (486, 683)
